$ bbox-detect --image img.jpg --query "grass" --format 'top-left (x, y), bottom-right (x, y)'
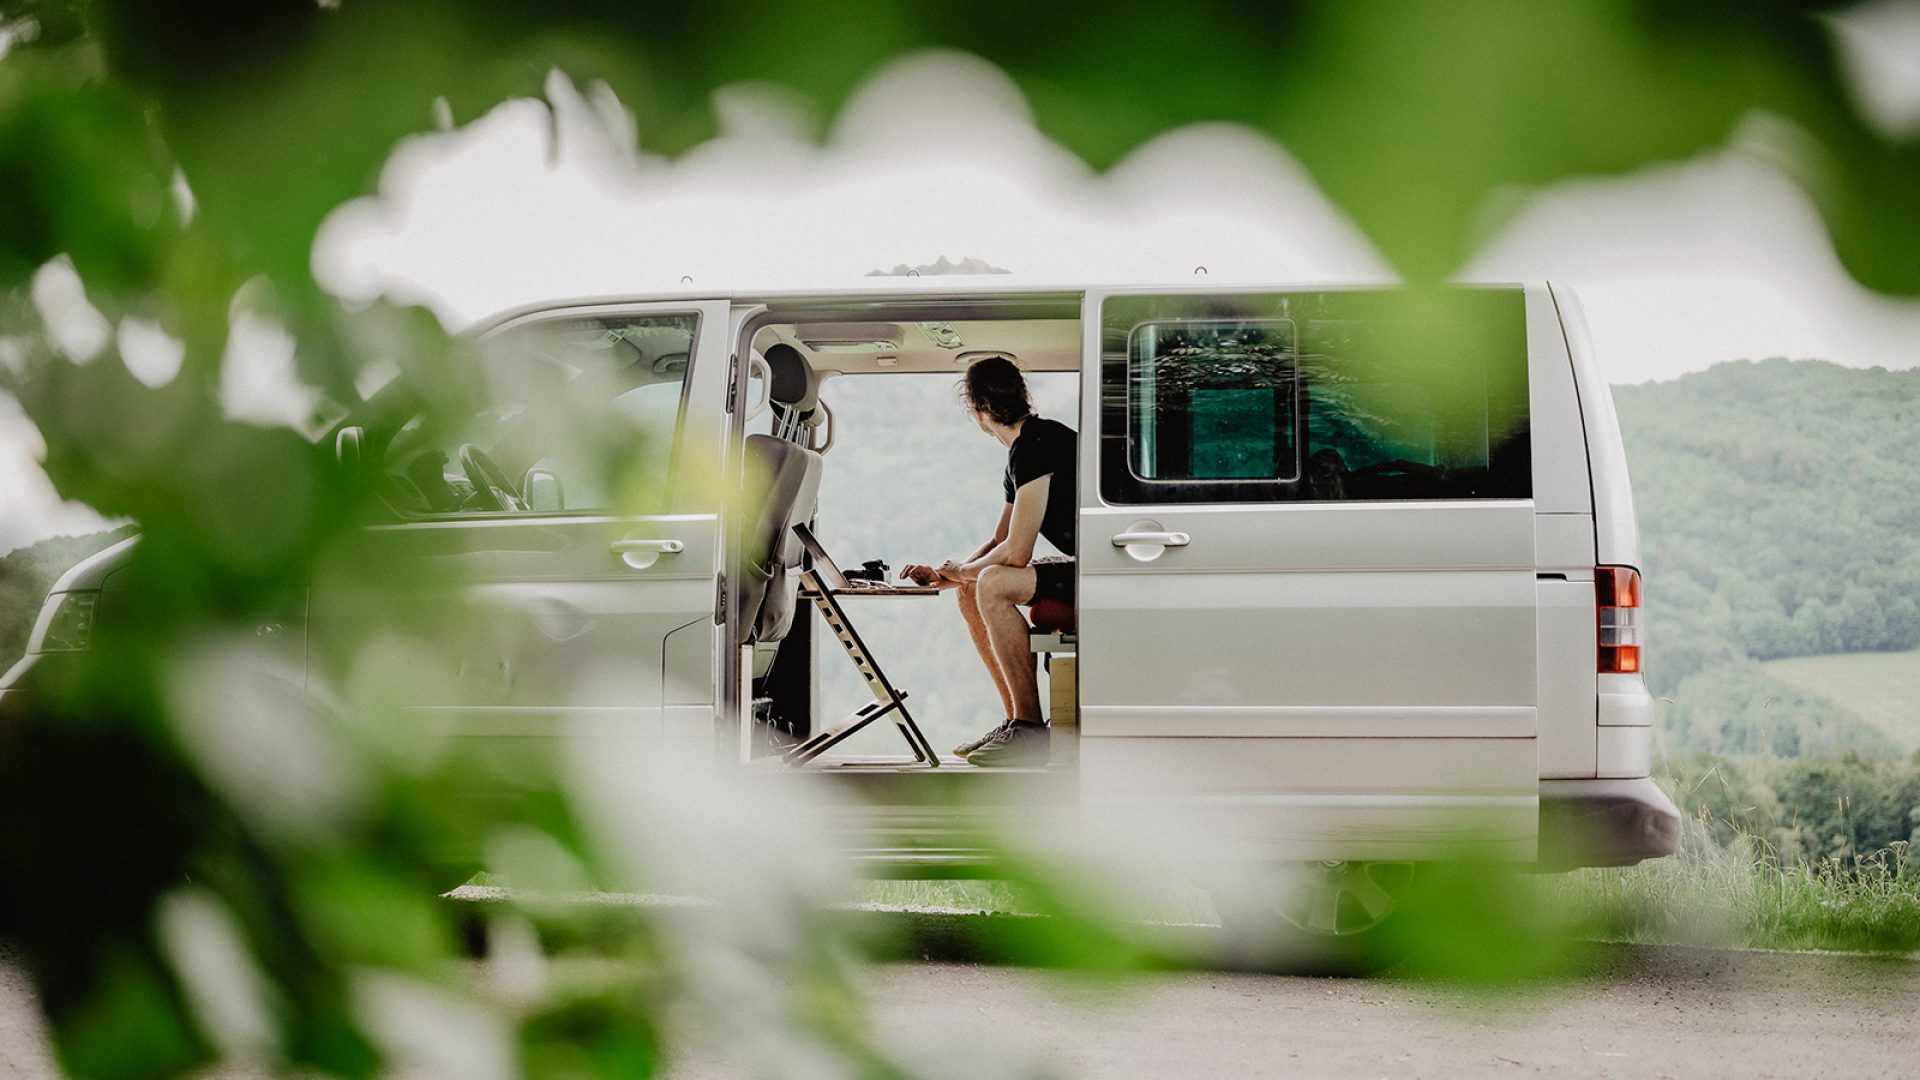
top-left (1548, 815), bottom-right (1920, 954)
top-left (1763, 647), bottom-right (1920, 755)
top-left (856, 818), bottom-right (1920, 956)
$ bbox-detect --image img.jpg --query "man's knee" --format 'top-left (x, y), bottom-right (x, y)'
top-left (976, 564), bottom-right (1028, 605)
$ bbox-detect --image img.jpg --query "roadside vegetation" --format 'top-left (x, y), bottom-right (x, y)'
top-left (867, 753), bottom-right (1920, 955)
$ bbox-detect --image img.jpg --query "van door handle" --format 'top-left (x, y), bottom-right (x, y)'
top-left (611, 537), bottom-right (685, 570)
top-left (1111, 529), bottom-right (1190, 563)
top-left (1110, 531), bottom-right (1190, 547)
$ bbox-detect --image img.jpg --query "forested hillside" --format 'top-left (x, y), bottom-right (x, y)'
top-left (1614, 359), bottom-right (1920, 757)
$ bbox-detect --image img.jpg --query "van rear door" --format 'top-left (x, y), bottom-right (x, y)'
top-left (1076, 287), bottom-right (1538, 862)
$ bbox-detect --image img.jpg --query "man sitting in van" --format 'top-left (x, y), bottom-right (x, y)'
top-left (901, 357), bottom-right (1075, 767)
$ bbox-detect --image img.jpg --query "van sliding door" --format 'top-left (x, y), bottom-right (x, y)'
top-left (1076, 288), bottom-right (1538, 862)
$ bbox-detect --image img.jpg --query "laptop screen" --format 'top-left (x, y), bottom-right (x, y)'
top-left (792, 523), bottom-right (852, 591)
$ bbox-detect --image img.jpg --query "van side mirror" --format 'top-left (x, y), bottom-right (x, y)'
top-left (523, 468), bottom-right (564, 512)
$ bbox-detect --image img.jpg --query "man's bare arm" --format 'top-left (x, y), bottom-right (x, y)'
top-left (940, 477), bottom-right (1048, 581)
top-left (904, 504), bottom-right (1012, 585)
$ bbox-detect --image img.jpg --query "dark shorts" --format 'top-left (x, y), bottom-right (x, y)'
top-left (1030, 556), bottom-right (1075, 605)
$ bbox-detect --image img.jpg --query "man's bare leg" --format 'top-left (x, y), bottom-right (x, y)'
top-left (976, 565), bottom-right (1043, 722)
top-left (956, 579), bottom-right (1015, 717)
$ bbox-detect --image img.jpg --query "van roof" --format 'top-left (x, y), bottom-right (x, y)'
top-left (471, 279), bottom-right (1541, 335)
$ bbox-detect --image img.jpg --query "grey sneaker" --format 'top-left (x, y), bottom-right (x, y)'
top-left (964, 720), bottom-right (1049, 767)
top-left (953, 719), bottom-right (1016, 758)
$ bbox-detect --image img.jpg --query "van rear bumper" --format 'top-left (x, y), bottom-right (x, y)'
top-left (1536, 776), bottom-right (1680, 870)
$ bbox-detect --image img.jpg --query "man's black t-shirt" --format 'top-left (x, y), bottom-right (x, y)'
top-left (1003, 416), bottom-right (1077, 555)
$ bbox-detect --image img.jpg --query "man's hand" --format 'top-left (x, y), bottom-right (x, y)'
top-left (937, 559), bottom-right (969, 581)
top-left (900, 563), bottom-right (941, 586)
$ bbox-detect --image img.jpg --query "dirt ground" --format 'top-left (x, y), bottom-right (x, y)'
top-left (6, 938), bottom-right (1918, 1079)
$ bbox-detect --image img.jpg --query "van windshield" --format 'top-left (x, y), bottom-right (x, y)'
top-left (376, 313), bottom-right (699, 516)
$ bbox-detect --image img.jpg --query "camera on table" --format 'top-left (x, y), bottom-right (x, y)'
top-left (843, 559), bottom-right (890, 583)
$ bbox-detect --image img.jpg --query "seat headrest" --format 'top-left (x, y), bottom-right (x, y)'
top-left (763, 343), bottom-right (819, 415)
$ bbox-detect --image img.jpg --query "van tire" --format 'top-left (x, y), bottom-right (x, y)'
top-left (1210, 861), bottom-right (1418, 975)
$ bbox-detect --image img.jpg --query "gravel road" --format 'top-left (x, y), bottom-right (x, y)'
top-left (754, 945), bottom-right (1920, 1080)
top-left (6, 938), bottom-right (1917, 1079)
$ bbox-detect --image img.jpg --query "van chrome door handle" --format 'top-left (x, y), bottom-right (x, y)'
top-left (1110, 531), bottom-right (1190, 547)
top-left (611, 537), bottom-right (685, 569)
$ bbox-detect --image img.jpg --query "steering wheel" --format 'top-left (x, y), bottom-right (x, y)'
top-left (458, 443), bottom-right (526, 512)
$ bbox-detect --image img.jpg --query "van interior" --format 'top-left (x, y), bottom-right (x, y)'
top-left (734, 303), bottom-right (1086, 774)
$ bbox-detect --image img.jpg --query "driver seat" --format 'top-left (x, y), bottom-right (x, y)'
top-left (737, 344), bottom-right (825, 677)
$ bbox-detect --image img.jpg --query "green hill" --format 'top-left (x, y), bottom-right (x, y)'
top-left (1763, 648), bottom-right (1920, 756)
top-left (1614, 359), bottom-right (1920, 757)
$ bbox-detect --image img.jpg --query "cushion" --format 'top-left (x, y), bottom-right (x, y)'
top-left (1027, 597), bottom-right (1076, 634)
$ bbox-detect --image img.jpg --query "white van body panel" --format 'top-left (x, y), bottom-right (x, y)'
top-left (1076, 286), bottom-right (1541, 861)
top-left (1549, 284), bottom-right (1652, 750)
top-left (1526, 282), bottom-right (1602, 778)
top-left (1549, 285), bottom-right (1640, 568)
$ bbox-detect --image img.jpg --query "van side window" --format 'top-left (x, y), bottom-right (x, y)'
top-left (380, 313), bottom-right (699, 517)
top-left (1119, 319), bottom-right (1299, 499)
top-left (1100, 291), bottom-right (1530, 504)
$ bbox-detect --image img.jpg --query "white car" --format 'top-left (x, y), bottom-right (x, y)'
top-left (3, 281), bottom-right (1677, 950)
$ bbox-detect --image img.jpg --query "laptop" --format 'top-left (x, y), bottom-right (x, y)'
top-left (793, 524), bottom-right (938, 594)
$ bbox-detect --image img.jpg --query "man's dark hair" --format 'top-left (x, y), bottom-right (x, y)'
top-left (960, 355), bottom-right (1031, 426)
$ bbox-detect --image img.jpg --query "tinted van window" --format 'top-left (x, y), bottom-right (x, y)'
top-left (1100, 290), bottom-right (1529, 504)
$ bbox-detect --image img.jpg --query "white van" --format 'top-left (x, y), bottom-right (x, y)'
top-left (3, 281), bottom-right (1678, 939)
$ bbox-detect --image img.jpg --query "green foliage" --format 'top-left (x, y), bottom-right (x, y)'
top-left (1552, 814), bottom-right (1920, 953)
top-left (6, 0), bottom-right (1914, 296)
top-left (1663, 751), bottom-right (1920, 862)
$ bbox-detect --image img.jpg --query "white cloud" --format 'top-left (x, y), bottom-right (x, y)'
top-left (313, 52), bottom-right (1389, 328)
top-left (316, 51), bottom-right (1920, 392)
top-left (1466, 131), bottom-right (1920, 384)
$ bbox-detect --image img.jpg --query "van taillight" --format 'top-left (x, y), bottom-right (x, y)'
top-left (1597, 566), bottom-right (1642, 675)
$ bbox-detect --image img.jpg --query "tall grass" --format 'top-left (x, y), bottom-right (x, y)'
top-left (1549, 813), bottom-right (1920, 953)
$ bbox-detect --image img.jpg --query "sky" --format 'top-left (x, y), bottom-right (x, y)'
top-left (5, 33), bottom-right (1920, 555)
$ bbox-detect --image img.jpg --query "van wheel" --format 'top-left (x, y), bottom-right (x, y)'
top-left (1212, 861), bottom-right (1418, 974)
